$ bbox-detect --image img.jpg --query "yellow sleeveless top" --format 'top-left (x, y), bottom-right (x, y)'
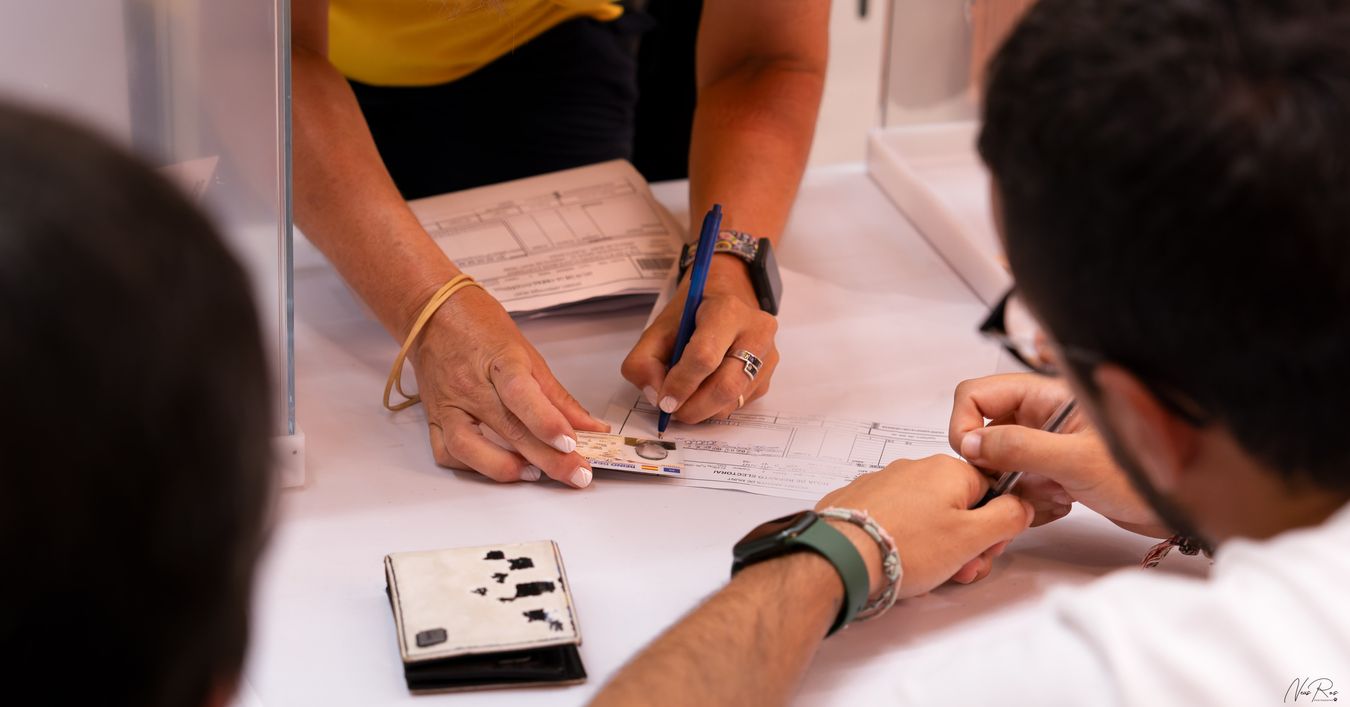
top-left (330, 0), bottom-right (624, 87)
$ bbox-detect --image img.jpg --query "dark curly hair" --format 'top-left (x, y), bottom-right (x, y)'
top-left (980, 0), bottom-right (1350, 491)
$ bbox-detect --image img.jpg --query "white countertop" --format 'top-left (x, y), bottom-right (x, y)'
top-left (244, 163), bottom-right (1206, 706)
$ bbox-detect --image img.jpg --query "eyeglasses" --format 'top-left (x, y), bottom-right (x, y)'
top-left (979, 287), bottom-right (1211, 426)
top-left (979, 288), bottom-right (1059, 375)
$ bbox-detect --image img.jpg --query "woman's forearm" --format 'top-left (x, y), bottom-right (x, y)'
top-left (291, 46), bottom-right (460, 339)
top-left (687, 0), bottom-right (829, 242)
top-left (687, 60), bottom-right (825, 243)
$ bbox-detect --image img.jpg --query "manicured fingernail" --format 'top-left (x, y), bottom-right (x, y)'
top-left (521, 465), bottom-right (542, 482)
top-left (659, 396), bottom-right (679, 414)
top-left (960, 432), bottom-right (982, 459)
top-left (1051, 505), bottom-right (1071, 518)
top-left (643, 386), bottom-right (659, 407)
top-left (569, 466), bottom-right (592, 488)
top-left (552, 435), bottom-right (577, 454)
top-left (1051, 492), bottom-right (1073, 506)
top-left (587, 410), bottom-right (612, 432)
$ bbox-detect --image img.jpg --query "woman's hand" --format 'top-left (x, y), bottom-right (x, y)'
top-left (949, 373), bottom-right (1169, 535)
top-left (621, 255), bottom-right (779, 422)
top-left (410, 285), bottom-right (610, 487)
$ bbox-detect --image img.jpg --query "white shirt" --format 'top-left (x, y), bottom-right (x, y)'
top-left (891, 503), bottom-right (1350, 706)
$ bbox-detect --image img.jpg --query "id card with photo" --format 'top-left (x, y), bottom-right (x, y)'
top-left (575, 431), bottom-right (684, 477)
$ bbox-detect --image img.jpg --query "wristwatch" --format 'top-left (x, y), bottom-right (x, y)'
top-left (731, 510), bottom-right (869, 636)
top-left (678, 229), bottom-right (783, 315)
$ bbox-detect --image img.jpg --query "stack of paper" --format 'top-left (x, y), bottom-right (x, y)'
top-left (408, 160), bottom-right (685, 318)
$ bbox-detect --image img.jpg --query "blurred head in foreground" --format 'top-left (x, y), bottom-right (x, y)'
top-left (0, 102), bottom-right (273, 706)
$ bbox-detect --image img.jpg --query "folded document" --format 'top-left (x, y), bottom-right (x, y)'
top-left (408, 160), bottom-right (684, 318)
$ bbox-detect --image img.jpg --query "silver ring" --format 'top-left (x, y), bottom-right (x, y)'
top-left (726, 349), bottom-right (763, 381)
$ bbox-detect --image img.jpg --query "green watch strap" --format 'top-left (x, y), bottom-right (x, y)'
top-left (792, 519), bottom-right (870, 636)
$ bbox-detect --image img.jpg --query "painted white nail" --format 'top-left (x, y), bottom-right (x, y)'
top-left (569, 467), bottom-right (593, 488)
top-left (520, 465), bottom-right (542, 482)
top-left (659, 396), bottom-right (679, 414)
top-left (552, 435), bottom-right (577, 454)
top-left (643, 386), bottom-right (659, 407)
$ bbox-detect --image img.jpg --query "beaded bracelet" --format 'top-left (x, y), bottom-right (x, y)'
top-left (818, 507), bottom-right (903, 623)
top-left (383, 274), bottom-right (484, 411)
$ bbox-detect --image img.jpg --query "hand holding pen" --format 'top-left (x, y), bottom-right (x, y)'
top-left (969, 397), bottom-right (1077, 509)
top-left (621, 205), bottom-right (780, 430)
top-left (951, 373), bottom-right (1165, 530)
top-left (657, 205), bottom-right (722, 437)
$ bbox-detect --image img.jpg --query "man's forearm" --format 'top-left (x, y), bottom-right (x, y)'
top-left (592, 551), bottom-right (841, 707)
top-left (687, 59), bottom-right (826, 243)
top-left (291, 47), bottom-right (459, 339)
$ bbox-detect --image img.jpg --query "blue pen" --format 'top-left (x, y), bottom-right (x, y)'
top-left (657, 203), bottom-right (723, 438)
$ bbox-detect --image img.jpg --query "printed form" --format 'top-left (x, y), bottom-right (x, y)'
top-left (604, 398), bottom-right (953, 500)
top-left (407, 160), bottom-right (683, 318)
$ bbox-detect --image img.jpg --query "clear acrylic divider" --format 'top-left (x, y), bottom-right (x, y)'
top-left (0, 0), bottom-right (303, 484)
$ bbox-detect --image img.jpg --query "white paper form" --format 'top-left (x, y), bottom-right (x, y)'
top-left (407, 160), bottom-right (684, 317)
top-left (603, 397), bottom-right (954, 501)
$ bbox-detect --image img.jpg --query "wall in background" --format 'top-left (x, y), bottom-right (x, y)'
top-left (811, 0), bottom-right (1008, 165)
top-left (0, 1), bottom-right (133, 141)
top-left (882, 0), bottom-right (978, 127)
top-left (808, 0), bottom-right (886, 165)
top-left (0, 0), bottom-right (295, 440)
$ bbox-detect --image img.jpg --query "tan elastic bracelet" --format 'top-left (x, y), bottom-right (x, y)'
top-left (383, 274), bottom-right (484, 411)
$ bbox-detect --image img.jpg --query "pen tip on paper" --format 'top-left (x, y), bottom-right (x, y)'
top-left (657, 432), bottom-right (664, 440)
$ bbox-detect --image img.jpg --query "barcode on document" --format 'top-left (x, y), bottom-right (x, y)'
top-left (635, 257), bottom-right (675, 273)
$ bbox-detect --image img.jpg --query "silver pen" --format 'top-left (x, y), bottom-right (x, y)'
top-left (970, 397), bottom-right (1078, 509)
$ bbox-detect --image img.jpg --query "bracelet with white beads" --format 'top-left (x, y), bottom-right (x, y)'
top-left (817, 507), bottom-right (902, 623)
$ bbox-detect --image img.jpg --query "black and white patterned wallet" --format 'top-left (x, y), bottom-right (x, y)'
top-left (383, 540), bottom-right (586, 692)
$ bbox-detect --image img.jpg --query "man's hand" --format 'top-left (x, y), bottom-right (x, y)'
top-left (593, 459), bottom-right (1028, 707)
top-left (622, 255), bottom-right (779, 422)
top-left (411, 286), bottom-right (610, 487)
top-left (950, 374), bottom-right (1169, 535)
top-left (816, 455), bottom-right (1035, 599)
